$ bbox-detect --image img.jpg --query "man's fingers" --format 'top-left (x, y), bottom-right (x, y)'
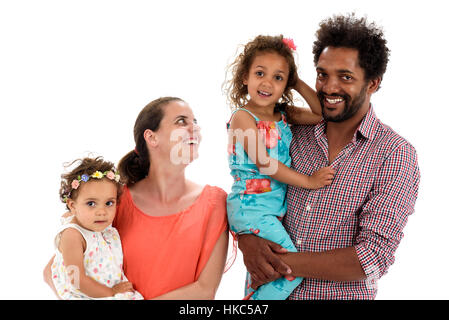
top-left (268, 241), bottom-right (288, 253)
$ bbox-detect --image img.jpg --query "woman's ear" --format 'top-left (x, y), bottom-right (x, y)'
top-left (144, 129), bottom-right (158, 147)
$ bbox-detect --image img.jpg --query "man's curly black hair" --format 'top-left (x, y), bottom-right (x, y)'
top-left (313, 13), bottom-right (390, 90)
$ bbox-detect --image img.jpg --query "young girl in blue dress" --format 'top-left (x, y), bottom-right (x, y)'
top-left (224, 35), bottom-right (335, 300)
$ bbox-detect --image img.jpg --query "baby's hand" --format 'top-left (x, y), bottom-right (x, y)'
top-left (112, 281), bottom-right (135, 295)
top-left (307, 166), bottom-right (335, 189)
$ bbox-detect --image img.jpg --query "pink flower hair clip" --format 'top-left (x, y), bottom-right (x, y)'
top-left (282, 37), bottom-right (297, 51)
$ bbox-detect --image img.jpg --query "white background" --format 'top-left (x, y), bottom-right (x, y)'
top-left (0, 0), bottom-right (447, 299)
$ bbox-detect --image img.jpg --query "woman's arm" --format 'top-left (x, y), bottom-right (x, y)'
top-left (229, 110), bottom-right (334, 189)
top-left (152, 230), bottom-right (229, 300)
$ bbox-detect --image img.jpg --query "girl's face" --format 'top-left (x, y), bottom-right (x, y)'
top-left (67, 179), bottom-right (118, 232)
top-left (244, 52), bottom-right (289, 109)
top-left (148, 100), bottom-right (201, 166)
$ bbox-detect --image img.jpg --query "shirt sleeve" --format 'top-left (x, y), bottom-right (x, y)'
top-left (355, 142), bottom-right (420, 280)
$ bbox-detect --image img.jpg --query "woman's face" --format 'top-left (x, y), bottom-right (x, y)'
top-left (149, 100), bottom-right (201, 165)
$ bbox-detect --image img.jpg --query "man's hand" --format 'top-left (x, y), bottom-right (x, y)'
top-left (238, 234), bottom-right (292, 289)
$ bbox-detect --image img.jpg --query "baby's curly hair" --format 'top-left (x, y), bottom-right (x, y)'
top-left (313, 13), bottom-right (390, 90)
top-left (224, 35), bottom-right (298, 110)
top-left (59, 156), bottom-right (122, 209)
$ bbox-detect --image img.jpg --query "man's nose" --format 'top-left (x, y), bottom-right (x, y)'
top-left (321, 76), bottom-right (340, 95)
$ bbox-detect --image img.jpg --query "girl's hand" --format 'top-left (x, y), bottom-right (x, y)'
top-left (306, 166), bottom-right (335, 189)
top-left (112, 281), bottom-right (135, 295)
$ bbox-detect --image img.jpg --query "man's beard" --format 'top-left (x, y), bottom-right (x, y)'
top-left (318, 84), bottom-right (368, 123)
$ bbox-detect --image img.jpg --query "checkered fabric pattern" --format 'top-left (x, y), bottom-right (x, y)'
top-left (284, 106), bottom-right (420, 299)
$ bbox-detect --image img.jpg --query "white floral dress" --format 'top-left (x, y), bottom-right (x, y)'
top-left (51, 216), bottom-right (143, 300)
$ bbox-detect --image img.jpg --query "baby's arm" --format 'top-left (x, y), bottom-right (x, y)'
top-left (286, 76), bottom-right (323, 125)
top-left (229, 110), bottom-right (334, 189)
top-left (59, 228), bottom-right (134, 298)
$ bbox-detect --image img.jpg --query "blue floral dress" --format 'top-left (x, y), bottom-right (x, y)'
top-left (226, 108), bottom-right (303, 300)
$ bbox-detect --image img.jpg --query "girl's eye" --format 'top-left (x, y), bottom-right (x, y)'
top-left (87, 201), bottom-right (95, 207)
top-left (275, 75), bottom-right (283, 81)
top-left (255, 71), bottom-right (264, 77)
top-left (106, 201), bottom-right (115, 207)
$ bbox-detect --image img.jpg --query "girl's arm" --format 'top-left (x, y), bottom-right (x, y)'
top-left (152, 230), bottom-right (228, 300)
top-left (58, 228), bottom-right (133, 298)
top-left (287, 77), bottom-right (323, 125)
top-left (229, 110), bottom-right (334, 189)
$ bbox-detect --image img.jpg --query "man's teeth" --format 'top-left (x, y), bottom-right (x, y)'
top-left (326, 97), bottom-right (344, 104)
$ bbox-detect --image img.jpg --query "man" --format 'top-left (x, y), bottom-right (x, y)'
top-left (238, 14), bottom-right (420, 299)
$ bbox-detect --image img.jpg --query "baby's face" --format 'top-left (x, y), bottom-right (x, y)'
top-left (68, 179), bottom-right (118, 232)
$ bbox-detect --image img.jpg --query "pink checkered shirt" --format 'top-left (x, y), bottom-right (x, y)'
top-left (284, 106), bottom-right (420, 299)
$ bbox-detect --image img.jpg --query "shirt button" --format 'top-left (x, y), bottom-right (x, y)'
top-left (306, 204), bottom-right (311, 211)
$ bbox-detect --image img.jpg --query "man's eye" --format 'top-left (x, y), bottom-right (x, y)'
top-left (317, 72), bottom-right (326, 79)
top-left (342, 75), bottom-right (353, 81)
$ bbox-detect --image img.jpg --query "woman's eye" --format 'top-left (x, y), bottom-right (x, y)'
top-left (176, 118), bottom-right (187, 125)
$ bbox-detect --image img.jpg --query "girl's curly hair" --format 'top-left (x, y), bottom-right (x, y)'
top-left (224, 35), bottom-right (298, 110)
top-left (313, 13), bottom-right (390, 90)
top-left (59, 156), bottom-right (122, 209)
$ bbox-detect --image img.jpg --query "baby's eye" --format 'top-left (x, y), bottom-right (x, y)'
top-left (86, 201), bottom-right (96, 207)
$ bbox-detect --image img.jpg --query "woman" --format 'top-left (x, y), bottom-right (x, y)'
top-left (44, 97), bottom-right (229, 299)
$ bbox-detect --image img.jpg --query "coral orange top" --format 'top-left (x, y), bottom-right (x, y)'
top-left (113, 185), bottom-right (228, 299)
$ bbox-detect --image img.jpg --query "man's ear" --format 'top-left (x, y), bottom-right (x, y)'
top-left (368, 77), bottom-right (381, 93)
top-left (144, 129), bottom-right (157, 147)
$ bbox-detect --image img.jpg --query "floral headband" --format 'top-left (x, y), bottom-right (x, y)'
top-left (62, 170), bottom-right (121, 203)
top-left (282, 38), bottom-right (297, 51)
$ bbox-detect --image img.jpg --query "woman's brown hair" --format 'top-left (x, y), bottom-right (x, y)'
top-left (224, 34), bottom-right (298, 110)
top-left (118, 97), bottom-right (183, 185)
